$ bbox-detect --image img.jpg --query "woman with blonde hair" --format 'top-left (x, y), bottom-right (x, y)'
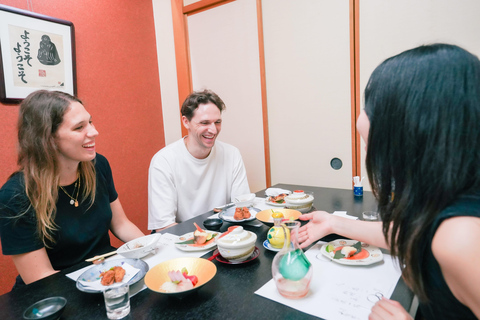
top-left (0, 90), bottom-right (144, 288)
top-left (298, 44), bottom-right (480, 319)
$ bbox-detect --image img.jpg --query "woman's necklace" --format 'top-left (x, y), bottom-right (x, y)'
top-left (59, 176), bottom-right (81, 207)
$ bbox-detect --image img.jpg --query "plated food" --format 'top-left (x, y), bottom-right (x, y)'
top-left (145, 257), bottom-right (216, 297)
top-left (160, 268), bottom-right (199, 293)
top-left (266, 193), bottom-right (289, 206)
top-left (219, 206), bottom-right (259, 222)
top-left (175, 223), bottom-right (220, 252)
top-left (100, 266), bottom-right (126, 286)
top-left (76, 258), bottom-right (149, 293)
top-left (320, 239), bottom-right (383, 266)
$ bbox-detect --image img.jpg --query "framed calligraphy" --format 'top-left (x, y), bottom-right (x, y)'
top-left (0, 5), bottom-right (76, 103)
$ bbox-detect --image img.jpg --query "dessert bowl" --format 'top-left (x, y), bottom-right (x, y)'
top-left (284, 190), bottom-right (314, 213)
top-left (215, 226), bottom-right (257, 261)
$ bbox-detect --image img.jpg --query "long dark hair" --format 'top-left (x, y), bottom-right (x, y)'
top-left (18, 90), bottom-right (96, 246)
top-left (364, 43), bottom-right (480, 301)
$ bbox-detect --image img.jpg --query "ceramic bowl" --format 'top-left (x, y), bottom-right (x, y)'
top-left (234, 193), bottom-right (255, 207)
top-left (215, 226), bottom-right (257, 261)
top-left (23, 296), bottom-right (67, 320)
top-left (284, 190), bottom-right (314, 213)
top-left (144, 257), bottom-right (216, 298)
top-left (203, 218), bottom-right (223, 231)
top-left (255, 209), bottom-right (302, 226)
top-left (117, 233), bottom-right (161, 259)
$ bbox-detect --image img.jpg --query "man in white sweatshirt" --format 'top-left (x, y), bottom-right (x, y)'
top-left (148, 89), bottom-right (250, 232)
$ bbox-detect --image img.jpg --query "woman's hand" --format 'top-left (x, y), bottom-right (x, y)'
top-left (369, 298), bottom-right (413, 320)
top-left (297, 211), bottom-right (333, 249)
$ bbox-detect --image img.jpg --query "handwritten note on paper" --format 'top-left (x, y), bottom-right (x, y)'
top-left (255, 242), bottom-right (402, 320)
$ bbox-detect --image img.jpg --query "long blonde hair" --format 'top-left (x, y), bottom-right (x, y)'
top-left (17, 90), bottom-right (96, 246)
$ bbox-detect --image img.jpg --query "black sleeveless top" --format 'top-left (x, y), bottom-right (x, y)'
top-left (417, 193), bottom-right (479, 319)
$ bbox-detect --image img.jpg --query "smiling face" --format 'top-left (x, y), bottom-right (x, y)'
top-left (182, 102), bottom-right (222, 159)
top-left (54, 101), bottom-right (98, 169)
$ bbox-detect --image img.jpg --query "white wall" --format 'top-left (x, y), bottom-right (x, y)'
top-left (359, 0), bottom-right (480, 190)
top-left (262, 0), bottom-right (353, 189)
top-left (187, 0), bottom-right (267, 193)
top-left (152, 0), bottom-right (182, 146)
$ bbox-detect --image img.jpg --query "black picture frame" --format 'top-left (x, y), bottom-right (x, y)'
top-left (0, 4), bottom-right (76, 103)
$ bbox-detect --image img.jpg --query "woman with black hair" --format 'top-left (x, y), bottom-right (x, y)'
top-left (298, 44), bottom-right (480, 319)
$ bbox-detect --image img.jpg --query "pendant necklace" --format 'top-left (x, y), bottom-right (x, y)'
top-left (59, 175), bottom-right (81, 207)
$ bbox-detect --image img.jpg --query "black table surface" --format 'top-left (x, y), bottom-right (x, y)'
top-left (0, 184), bottom-right (413, 320)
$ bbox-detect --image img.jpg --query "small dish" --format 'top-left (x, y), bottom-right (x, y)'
top-left (256, 209), bottom-right (302, 226)
top-left (219, 206), bottom-right (260, 223)
top-left (213, 246), bottom-right (260, 264)
top-left (117, 233), bottom-right (161, 259)
top-left (76, 258), bottom-right (149, 293)
top-left (145, 257), bottom-right (217, 298)
top-left (203, 218), bottom-right (223, 231)
top-left (320, 239), bottom-right (383, 266)
top-left (175, 231), bottom-right (220, 252)
top-left (234, 193), bottom-right (256, 207)
top-left (263, 239), bottom-right (281, 252)
top-left (23, 296), bottom-right (67, 320)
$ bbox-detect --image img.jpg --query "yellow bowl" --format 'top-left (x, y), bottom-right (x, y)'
top-left (256, 209), bottom-right (302, 225)
top-left (145, 257), bottom-right (216, 297)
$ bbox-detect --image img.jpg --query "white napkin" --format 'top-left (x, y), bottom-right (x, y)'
top-left (77, 262), bottom-right (140, 291)
top-left (264, 188), bottom-right (291, 197)
top-left (332, 211), bottom-right (358, 220)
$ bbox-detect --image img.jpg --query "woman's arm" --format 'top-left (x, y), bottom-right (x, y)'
top-left (109, 198), bottom-right (145, 242)
top-left (432, 216), bottom-right (480, 318)
top-left (12, 248), bottom-right (58, 284)
top-left (297, 211), bottom-right (389, 249)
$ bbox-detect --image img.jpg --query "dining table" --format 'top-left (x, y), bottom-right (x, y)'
top-left (0, 184), bottom-right (414, 320)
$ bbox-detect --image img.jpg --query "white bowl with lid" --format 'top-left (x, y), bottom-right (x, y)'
top-left (215, 226), bottom-right (257, 261)
top-left (284, 190), bottom-right (314, 213)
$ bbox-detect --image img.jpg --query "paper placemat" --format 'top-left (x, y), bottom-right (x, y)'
top-left (255, 241), bottom-right (402, 320)
top-left (332, 211), bottom-right (359, 220)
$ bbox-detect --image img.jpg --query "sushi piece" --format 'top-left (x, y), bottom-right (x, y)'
top-left (340, 246), bottom-right (357, 258)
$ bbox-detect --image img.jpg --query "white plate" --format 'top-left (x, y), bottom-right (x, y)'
top-left (263, 240), bottom-right (281, 252)
top-left (76, 258), bottom-right (149, 293)
top-left (175, 231), bottom-right (221, 252)
top-left (265, 199), bottom-right (287, 207)
top-left (219, 206), bottom-right (260, 222)
top-left (320, 239), bottom-right (383, 266)
top-left (117, 234), bottom-right (160, 259)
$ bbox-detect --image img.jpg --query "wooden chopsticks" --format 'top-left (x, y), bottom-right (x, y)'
top-left (85, 250), bottom-right (117, 262)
